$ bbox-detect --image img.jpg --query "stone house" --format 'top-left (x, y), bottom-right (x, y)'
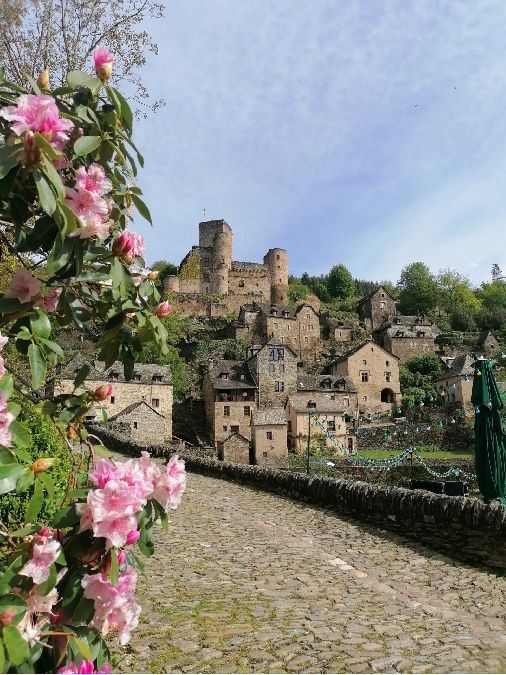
top-left (475, 330), bottom-right (499, 357)
top-left (217, 432), bottom-right (250, 464)
top-left (235, 301), bottom-right (321, 361)
top-left (202, 360), bottom-right (257, 446)
top-left (57, 354), bottom-right (173, 439)
top-left (285, 394), bottom-right (352, 453)
top-left (435, 354), bottom-right (474, 407)
top-left (164, 220), bottom-right (288, 316)
top-left (379, 315), bottom-right (439, 364)
top-left (251, 409), bottom-right (288, 468)
top-left (357, 286), bottom-right (397, 331)
top-left (330, 341), bottom-right (401, 414)
top-left (107, 401), bottom-right (165, 445)
top-left (246, 340), bottom-right (298, 409)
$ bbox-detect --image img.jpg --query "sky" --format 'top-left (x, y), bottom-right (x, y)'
top-left (127, 0), bottom-right (506, 287)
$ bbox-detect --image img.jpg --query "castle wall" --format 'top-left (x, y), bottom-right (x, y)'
top-left (264, 248), bottom-right (289, 304)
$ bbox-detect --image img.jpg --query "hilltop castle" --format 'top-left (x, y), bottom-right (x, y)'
top-left (164, 220), bottom-right (289, 316)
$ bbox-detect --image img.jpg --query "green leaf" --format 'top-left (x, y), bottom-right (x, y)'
top-left (52, 503), bottom-right (79, 528)
top-left (41, 154), bottom-right (66, 200)
top-left (33, 132), bottom-right (61, 160)
top-left (15, 469), bottom-right (34, 494)
top-left (59, 202), bottom-right (79, 236)
top-left (0, 593), bottom-right (27, 625)
top-left (24, 73), bottom-right (41, 95)
top-left (30, 309), bottom-right (51, 339)
top-left (33, 401), bottom-right (57, 415)
top-left (10, 525), bottom-right (38, 537)
top-left (65, 292), bottom-right (91, 331)
top-left (67, 70), bottom-right (102, 95)
top-left (0, 375), bottom-right (13, 402)
top-left (67, 487), bottom-right (90, 500)
top-left (130, 193), bottom-right (152, 227)
top-left (0, 448), bottom-right (13, 464)
top-left (72, 597), bottom-right (95, 626)
top-left (28, 343), bottom-right (47, 390)
top-left (38, 471), bottom-right (54, 500)
top-left (25, 478), bottom-right (44, 522)
top-left (46, 235), bottom-right (74, 273)
top-left (33, 170), bottom-right (56, 215)
top-left (0, 164), bottom-right (20, 197)
top-left (38, 337), bottom-right (64, 357)
top-left (3, 625), bottom-right (30, 665)
top-left (62, 573), bottom-right (84, 616)
top-left (110, 548), bottom-right (119, 587)
top-left (74, 136), bottom-right (101, 157)
top-left (0, 555), bottom-right (23, 594)
top-left (0, 144), bottom-right (21, 180)
top-left (0, 464), bottom-right (25, 495)
top-left (0, 296), bottom-right (25, 313)
top-left (94, 445), bottom-right (111, 458)
top-left (109, 86), bottom-right (133, 133)
top-left (9, 421), bottom-right (31, 449)
top-left (101, 407), bottom-right (108, 423)
top-left (71, 636), bottom-right (93, 662)
top-left (0, 637), bottom-right (5, 675)
top-left (72, 364), bottom-right (90, 390)
top-left (109, 258), bottom-right (123, 289)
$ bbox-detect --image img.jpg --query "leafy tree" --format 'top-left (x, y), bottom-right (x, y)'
top-left (405, 354), bottom-right (441, 377)
top-left (477, 280), bottom-right (506, 311)
top-left (397, 262), bottom-right (438, 315)
top-left (353, 279), bottom-right (378, 298)
top-left (1, 0), bottom-right (164, 113)
top-left (436, 268), bottom-right (480, 317)
top-left (327, 264), bottom-right (355, 300)
top-left (492, 263), bottom-right (504, 282)
top-left (152, 259), bottom-right (177, 289)
top-left (450, 305), bottom-right (477, 332)
top-left (476, 305), bottom-right (506, 331)
top-left (287, 278), bottom-right (311, 304)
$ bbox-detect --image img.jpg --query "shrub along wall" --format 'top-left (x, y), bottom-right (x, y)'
top-left (87, 425), bottom-right (506, 570)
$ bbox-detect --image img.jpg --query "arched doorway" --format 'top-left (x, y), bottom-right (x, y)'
top-left (381, 388), bottom-right (394, 403)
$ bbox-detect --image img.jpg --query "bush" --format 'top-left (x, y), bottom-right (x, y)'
top-left (0, 399), bottom-right (74, 527)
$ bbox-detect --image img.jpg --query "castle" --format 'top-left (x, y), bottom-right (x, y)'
top-left (164, 220), bottom-right (289, 316)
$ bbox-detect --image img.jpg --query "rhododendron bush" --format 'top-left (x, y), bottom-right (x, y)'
top-left (0, 51), bottom-right (184, 672)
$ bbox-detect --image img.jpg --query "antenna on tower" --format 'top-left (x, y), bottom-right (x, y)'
top-left (203, 207), bottom-right (206, 219)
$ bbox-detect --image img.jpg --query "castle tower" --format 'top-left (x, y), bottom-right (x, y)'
top-left (211, 228), bottom-right (232, 295)
top-left (264, 248), bottom-right (288, 304)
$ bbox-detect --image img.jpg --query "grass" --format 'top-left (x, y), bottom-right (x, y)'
top-left (357, 448), bottom-right (474, 460)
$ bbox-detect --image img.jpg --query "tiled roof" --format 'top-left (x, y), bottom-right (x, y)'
top-left (296, 374), bottom-right (357, 393)
top-left (246, 339), bottom-right (298, 361)
top-left (476, 330), bottom-right (498, 345)
top-left (332, 341), bottom-right (399, 363)
top-left (287, 394), bottom-right (346, 414)
top-left (357, 285), bottom-right (396, 306)
top-left (60, 355), bottom-right (173, 384)
top-left (385, 327), bottom-right (438, 340)
top-left (208, 360), bottom-right (257, 389)
top-left (251, 409), bottom-right (286, 426)
top-left (436, 353), bottom-right (475, 379)
top-left (109, 400), bottom-right (165, 420)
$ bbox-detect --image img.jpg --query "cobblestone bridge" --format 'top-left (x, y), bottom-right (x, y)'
top-left (119, 464), bottom-right (506, 674)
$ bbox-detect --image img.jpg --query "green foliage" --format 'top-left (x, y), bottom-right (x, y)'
top-left (287, 279), bottom-right (311, 304)
top-left (151, 260), bottom-right (177, 288)
top-left (143, 342), bottom-right (186, 401)
top-left (0, 399), bottom-right (72, 527)
top-left (179, 252), bottom-right (200, 280)
top-left (397, 262), bottom-right (438, 315)
top-left (405, 354), bottom-right (441, 377)
top-left (327, 264), bottom-right (355, 300)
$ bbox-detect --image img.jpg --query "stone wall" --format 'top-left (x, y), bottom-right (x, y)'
top-left (355, 421), bottom-right (473, 451)
top-left (87, 425), bottom-right (505, 569)
top-left (220, 433), bottom-right (250, 464)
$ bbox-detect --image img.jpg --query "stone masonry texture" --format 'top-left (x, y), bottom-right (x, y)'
top-left (109, 448), bottom-right (506, 675)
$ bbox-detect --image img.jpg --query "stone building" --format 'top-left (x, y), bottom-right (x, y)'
top-left (57, 354), bottom-right (173, 439)
top-left (202, 360), bottom-right (257, 446)
top-left (435, 354), bottom-right (474, 407)
top-left (330, 341), bottom-right (401, 414)
top-left (285, 394), bottom-right (352, 453)
top-left (235, 301), bottom-right (321, 361)
top-left (250, 409), bottom-right (288, 468)
top-left (107, 401), bottom-right (165, 445)
top-left (164, 220), bottom-right (288, 317)
top-left (475, 330), bottom-right (499, 357)
top-left (217, 432), bottom-right (250, 464)
top-left (379, 315), bottom-right (439, 364)
top-left (247, 340), bottom-right (298, 409)
top-left (357, 286), bottom-right (397, 330)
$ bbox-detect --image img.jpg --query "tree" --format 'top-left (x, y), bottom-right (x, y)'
top-left (353, 279), bottom-right (378, 298)
top-left (492, 263), bottom-right (504, 282)
top-left (0, 0), bottom-right (164, 113)
top-left (327, 264), bottom-right (355, 300)
top-left (151, 259), bottom-right (177, 289)
top-left (287, 278), bottom-right (311, 303)
top-left (397, 262), bottom-right (438, 315)
top-left (436, 268), bottom-right (480, 316)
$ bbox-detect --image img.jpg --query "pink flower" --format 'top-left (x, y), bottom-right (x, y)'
top-left (34, 287), bottom-right (62, 312)
top-left (0, 94), bottom-right (74, 152)
top-left (19, 537), bottom-right (61, 584)
top-left (75, 164), bottom-right (112, 196)
top-left (94, 384), bottom-right (113, 402)
top-left (27, 585), bottom-right (58, 614)
top-left (5, 268), bottom-right (42, 304)
top-left (64, 186), bottom-right (109, 226)
top-left (83, 480), bottom-right (140, 548)
top-left (112, 232), bottom-right (133, 257)
top-left (70, 216), bottom-right (113, 241)
top-left (0, 409), bottom-right (15, 447)
top-left (130, 232), bottom-right (145, 259)
top-left (58, 662), bottom-right (111, 674)
top-left (154, 301), bottom-right (171, 319)
top-left (53, 155), bottom-right (72, 171)
top-left (0, 330), bottom-right (8, 352)
top-left (0, 357), bottom-right (5, 381)
top-left (88, 458), bottom-right (121, 488)
top-left (125, 529), bottom-right (140, 545)
top-left (153, 455), bottom-right (186, 511)
top-left (94, 47), bottom-right (115, 83)
top-left (118, 549), bottom-right (127, 566)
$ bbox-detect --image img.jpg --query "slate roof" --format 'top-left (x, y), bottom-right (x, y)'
top-left (109, 400), bottom-right (165, 421)
top-left (296, 374), bottom-right (358, 393)
top-left (436, 353), bottom-right (475, 379)
top-left (332, 341), bottom-right (399, 363)
top-left (357, 285), bottom-right (397, 306)
top-left (385, 327), bottom-right (438, 340)
top-left (246, 339), bottom-right (298, 361)
top-left (476, 330), bottom-right (498, 346)
top-left (208, 360), bottom-right (257, 389)
top-left (222, 431), bottom-right (250, 444)
top-left (60, 355), bottom-right (173, 385)
top-left (251, 409), bottom-right (286, 426)
top-left (287, 394), bottom-right (346, 414)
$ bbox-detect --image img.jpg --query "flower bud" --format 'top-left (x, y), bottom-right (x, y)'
top-left (67, 425), bottom-right (78, 439)
top-left (38, 526), bottom-right (51, 537)
top-left (118, 549), bottom-right (127, 566)
top-left (30, 458), bottom-right (56, 475)
top-left (125, 529), bottom-right (140, 545)
top-left (0, 609), bottom-right (16, 626)
top-left (23, 131), bottom-right (41, 165)
top-left (147, 270), bottom-right (159, 281)
top-left (112, 232), bottom-right (133, 258)
top-left (94, 384), bottom-right (113, 401)
top-left (37, 69), bottom-right (50, 90)
top-left (96, 62), bottom-right (113, 84)
top-left (154, 301), bottom-right (171, 319)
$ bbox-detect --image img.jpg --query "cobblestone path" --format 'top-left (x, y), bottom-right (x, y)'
top-left (119, 469), bottom-right (506, 674)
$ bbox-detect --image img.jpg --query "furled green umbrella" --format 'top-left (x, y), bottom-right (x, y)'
top-left (471, 358), bottom-right (506, 504)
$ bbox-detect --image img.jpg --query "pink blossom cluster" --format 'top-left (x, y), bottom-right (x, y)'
top-left (76, 453), bottom-right (186, 549)
top-left (112, 230), bottom-right (145, 261)
top-left (82, 566), bottom-right (140, 645)
top-left (0, 332), bottom-right (14, 447)
top-left (0, 94), bottom-right (74, 152)
top-left (0, 329), bottom-right (8, 382)
top-left (19, 530), bottom-right (62, 584)
top-left (59, 661), bottom-right (111, 674)
top-left (5, 268), bottom-right (62, 311)
top-left (65, 163), bottom-right (114, 240)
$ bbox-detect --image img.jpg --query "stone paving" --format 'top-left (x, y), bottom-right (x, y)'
top-left (116, 465), bottom-right (506, 674)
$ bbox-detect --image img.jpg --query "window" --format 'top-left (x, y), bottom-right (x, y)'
top-left (275, 381), bottom-right (284, 392)
top-left (274, 322), bottom-right (279, 329)
top-left (301, 325), bottom-right (306, 331)
top-left (269, 364), bottom-right (275, 372)
top-left (109, 372), bottom-right (119, 380)
top-left (363, 360), bottom-right (367, 365)
top-left (279, 364), bottom-right (285, 372)
top-left (308, 325), bottom-right (313, 331)
top-left (223, 425), bottom-right (227, 431)
top-left (411, 342), bottom-right (416, 347)
top-left (360, 371), bottom-right (369, 382)
top-left (277, 254), bottom-right (280, 260)
top-left (304, 337), bottom-right (308, 343)
top-left (280, 336), bottom-right (284, 343)
top-left (266, 432), bottom-right (273, 440)
top-left (328, 420), bottom-right (336, 431)
top-left (244, 406), bottom-right (251, 416)
top-left (224, 406), bottom-right (230, 416)
top-left (152, 375), bottom-right (163, 382)
top-left (380, 301), bottom-right (385, 308)
top-left (423, 344), bottom-right (429, 353)
top-left (221, 373), bottom-right (228, 380)
top-left (263, 451), bottom-right (268, 458)
top-left (133, 421), bottom-right (138, 429)
top-left (203, 274), bottom-right (210, 283)
top-left (322, 379), bottom-right (331, 389)
top-left (306, 313), bottom-right (310, 320)
top-left (363, 396), bottom-right (367, 401)
top-left (134, 373), bottom-right (141, 381)
top-left (240, 374), bottom-right (245, 380)
top-left (287, 421), bottom-right (292, 432)
top-left (381, 293), bottom-right (385, 297)
top-left (203, 258), bottom-right (209, 267)
top-left (286, 324), bottom-right (291, 331)
top-left (385, 372), bottom-right (391, 382)
top-left (269, 348), bottom-right (284, 361)
top-left (242, 391), bottom-right (248, 397)
top-left (371, 347), bottom-right (374, 351)
top-left (110, 396), bottom-right (115, 404)
top-left (386, 360), bottom-right (390, 366)
top-left (336, 381), bottom-right (345, 391)
top-left (344, 397), bottom-right (350, 407)
top-left (451, 393), bottom-right (455, 402)
top-left (230, 425), bottom-right (239, 433)
top-left (152, 398), bottom-right (160, 407)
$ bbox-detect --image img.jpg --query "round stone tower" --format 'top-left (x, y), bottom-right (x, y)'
top-left (163, 275), bottom-right (180, 293)
top-left (211, 227), bottom-right (232, 295)
top-left (264, 248), bottom-right (288, 304)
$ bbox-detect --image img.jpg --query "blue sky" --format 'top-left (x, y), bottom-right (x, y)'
top-left (127, 0), bottom-right (506, 287)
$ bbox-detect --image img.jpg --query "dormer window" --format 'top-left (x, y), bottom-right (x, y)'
top-left (270, 307), bottom-right (277, 316)
top-left (152, 375), bottom-right (163, 382)
top-left (240, 374), bottom-right (245, 380)
top-left (417, 331), bottom-right (425, 338)
top-left (321, 379), bottom-right (332, 389)
top-left (134, 373), bottom-right (142, 381)
top-left (221, 373), bottom-right (228, 380)
top-left (335, 380), bottom-right (346, 391)
top-left (109, 371), bottom-right (119, 381)
top-left (394, 317), bottom-right (402, 325)
top-left (282, 310), bottom-right (289, 317)
top-left (396, 331), bottom-right (404, 337)
top-left (415, 317), bottom-right (423, 324)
